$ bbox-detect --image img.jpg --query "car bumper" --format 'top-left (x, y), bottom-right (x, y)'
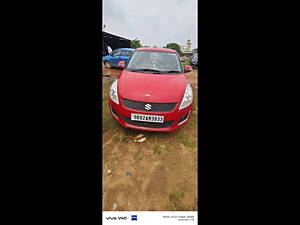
top-left (108, 98), bottom-right (193, 132)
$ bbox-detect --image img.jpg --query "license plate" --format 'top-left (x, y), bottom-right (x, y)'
top-left (131, 113), bottom-right (164, 123)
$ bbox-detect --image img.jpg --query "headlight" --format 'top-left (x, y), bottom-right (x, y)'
top-left (179, 84), bottom-right (193, 110)
top-left (109, 79), bottom-right (119, 104)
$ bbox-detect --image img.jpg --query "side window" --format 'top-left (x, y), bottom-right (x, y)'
top-left (125, 51), bottom-right (133, 56)
top-left (112, 50), bottom-right (121, 57)
top-left (119, 50), bottom-right (125, 56)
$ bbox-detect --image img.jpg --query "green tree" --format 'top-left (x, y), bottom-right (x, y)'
top-left (131, 38), bottom-right (142, 49)
top-left (164, 43), bottom-right (183, 56)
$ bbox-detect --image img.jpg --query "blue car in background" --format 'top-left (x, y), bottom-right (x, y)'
top-left (103, 48), bottom-right (135, 69)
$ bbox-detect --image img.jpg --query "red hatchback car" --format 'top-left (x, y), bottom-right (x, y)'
top-left (108, 48), bottom-right (193, 132)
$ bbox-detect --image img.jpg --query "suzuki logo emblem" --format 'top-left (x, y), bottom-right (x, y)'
top-left (145, 104), bottom-right (152, 111)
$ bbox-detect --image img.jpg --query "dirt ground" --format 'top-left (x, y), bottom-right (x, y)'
top-left (102, 66), bottom-right (198, 211)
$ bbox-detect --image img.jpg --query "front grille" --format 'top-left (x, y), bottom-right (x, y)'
top-left (123, 116), bottom-right (174, 128)
top-left (122, 98), bottom-right (177, 112)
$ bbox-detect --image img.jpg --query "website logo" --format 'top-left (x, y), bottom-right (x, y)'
top-left (131, 215), bottom-right (137, 221)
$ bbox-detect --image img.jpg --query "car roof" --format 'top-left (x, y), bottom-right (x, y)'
top-left (116, 48), bottom-right (135, 51)
top-left (136, 48), bottom-right (177, 53)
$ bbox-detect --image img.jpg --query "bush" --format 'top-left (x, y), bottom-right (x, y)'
top-left (164, 43), bottom-right (183, 56)
top-left (131, 38), bottom-right (142, 49)
top-left (182, 58), bottom-right (191, 67)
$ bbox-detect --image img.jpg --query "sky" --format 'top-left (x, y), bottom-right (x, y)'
top-left (103, 0), bottom-right (197, 50)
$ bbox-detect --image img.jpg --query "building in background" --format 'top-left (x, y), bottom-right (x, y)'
top-left (181, 40), bottom-right (192, 53)
top-left (102, 31), bottom-right (131, 56)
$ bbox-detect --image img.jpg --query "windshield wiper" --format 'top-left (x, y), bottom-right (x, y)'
top-left (128, 69), bottom-right (162, 73)
top-left (164, 70), bottom-right (181, 73)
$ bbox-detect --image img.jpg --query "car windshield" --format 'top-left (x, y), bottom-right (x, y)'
top-left (126, 51), bottom-right (183, 74)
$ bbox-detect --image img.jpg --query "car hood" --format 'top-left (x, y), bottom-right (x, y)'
top-left (118, 71), bottom-right (188, 103)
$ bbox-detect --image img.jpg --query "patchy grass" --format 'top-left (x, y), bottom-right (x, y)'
top-left (154, 145), bottom-right (162, 154)
top-left (112, 135), bottom-right (120, 143)
top-left (176, 133), bottom-right (196, 148)
top-left (169, 192), bottom-right (185, 210)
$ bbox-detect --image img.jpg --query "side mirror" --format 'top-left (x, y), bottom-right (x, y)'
top-left (184, 65), bottom-right (192, 73)
top-left (118, 61), bottom-right (126, 69)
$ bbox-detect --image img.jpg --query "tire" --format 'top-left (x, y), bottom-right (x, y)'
top-left (104, 61), bottom-right (112, 69)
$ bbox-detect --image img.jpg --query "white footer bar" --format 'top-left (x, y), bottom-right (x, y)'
top-left (103, 211), bottom-right (198, 225)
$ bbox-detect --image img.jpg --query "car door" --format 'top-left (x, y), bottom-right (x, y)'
top-left (110, 50), bottom-right (121, 66)
top-left (119, 50), bottom-right (128, 64)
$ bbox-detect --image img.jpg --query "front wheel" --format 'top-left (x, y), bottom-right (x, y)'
top-left (104, 61), bottom-right (112, 69)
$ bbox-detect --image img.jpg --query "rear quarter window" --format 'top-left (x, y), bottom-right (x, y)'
top-left (125, 51), bottom-right (133, 56)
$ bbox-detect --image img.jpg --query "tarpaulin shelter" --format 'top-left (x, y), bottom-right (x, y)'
top-left (102, 31), bottom-right (131, 56)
